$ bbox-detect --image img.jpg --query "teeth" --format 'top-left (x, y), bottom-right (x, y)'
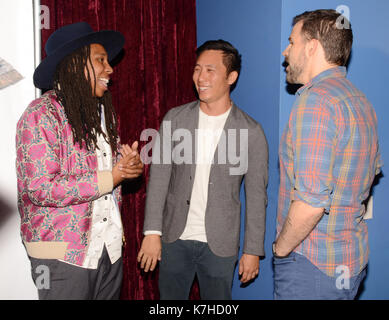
top-left (99, 78), bottom-right (109, 84)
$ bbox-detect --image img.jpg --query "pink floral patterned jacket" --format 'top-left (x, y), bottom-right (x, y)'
top-left (16, 90), bottom-right (121, 266)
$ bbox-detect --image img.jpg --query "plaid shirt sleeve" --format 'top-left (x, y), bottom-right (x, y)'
top-left (290, 91), bottom-right (336, 211)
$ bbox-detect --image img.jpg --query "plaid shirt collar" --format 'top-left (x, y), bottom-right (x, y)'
top-left (296, 66), bottom-right (347, 96)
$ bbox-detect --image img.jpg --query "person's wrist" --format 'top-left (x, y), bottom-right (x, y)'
top-left (112, 166), bottom-right (124, 187)
top-left (272, 241), bottom-right (290, 259)
top-left (145, 233), bottom-right (161, 238)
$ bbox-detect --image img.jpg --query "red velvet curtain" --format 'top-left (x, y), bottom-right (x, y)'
top-left (40, 0), bottom-right (199, 300)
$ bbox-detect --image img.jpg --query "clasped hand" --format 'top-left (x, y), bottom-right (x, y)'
top-left (113, 141), bottom-right (144, 187)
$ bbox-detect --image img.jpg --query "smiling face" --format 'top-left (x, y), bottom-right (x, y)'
top-left (282, 21), bottom-right (308, 84)
top-left (85, 43), bottom-right (113, 97)
top-left (192, 50), bottom-right (237, 106)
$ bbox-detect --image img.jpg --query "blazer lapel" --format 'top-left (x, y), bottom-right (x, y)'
top-left (187, 101), bottom-right (200, 178)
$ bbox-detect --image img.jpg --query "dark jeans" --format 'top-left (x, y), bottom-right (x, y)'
top-left (273, 252), bottom-right (366, 300)
top-left (159, 239), bottom-right (237, 300)
top-left (29, 245), bottom-right (123, 300)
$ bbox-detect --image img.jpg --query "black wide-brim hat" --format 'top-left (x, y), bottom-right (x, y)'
top-left (33, 22), bottom-right (124, 89)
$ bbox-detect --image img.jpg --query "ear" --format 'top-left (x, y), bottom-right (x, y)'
top-left (227, 70), bottom-right (238, 85)
top-left (305, 38), bottom-right (319, 58)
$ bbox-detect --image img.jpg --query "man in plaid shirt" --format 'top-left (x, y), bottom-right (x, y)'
top-left (273, 9), bottom-right (382, 299)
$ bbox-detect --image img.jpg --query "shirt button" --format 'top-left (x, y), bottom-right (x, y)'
top-left (186, 200), bottom-right (190, 205)
top-left (103, 153), bottom-right (107, 157)
top-left (105, 196), bottom-right (108, 200)
top-left (103, 218), bottom-right (107, 222)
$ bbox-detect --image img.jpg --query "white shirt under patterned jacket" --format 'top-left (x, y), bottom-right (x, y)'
top-left (60, 105), bottom-right (123, 269)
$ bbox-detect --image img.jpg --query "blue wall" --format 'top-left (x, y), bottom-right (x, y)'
top-left (197, 0), bottom-right (282, 299)
top-left (197, 0), bottom-right (389, 299)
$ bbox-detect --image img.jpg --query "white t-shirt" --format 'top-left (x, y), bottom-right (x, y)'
top-left (179, 107), bottom-right (231, 242)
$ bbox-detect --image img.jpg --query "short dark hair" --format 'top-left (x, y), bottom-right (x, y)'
top-left (293, 9), bottom-right (353, 66)
top-left (196, 39), bottom-right (242, 81)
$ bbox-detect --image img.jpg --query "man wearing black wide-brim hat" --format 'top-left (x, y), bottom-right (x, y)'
top-left (16, 22), bottom-right (143, 299)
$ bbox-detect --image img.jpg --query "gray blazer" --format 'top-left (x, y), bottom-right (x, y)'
top-left (143, 101), bottom-right (268, 257)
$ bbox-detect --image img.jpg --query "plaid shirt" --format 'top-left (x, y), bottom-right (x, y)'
top-left (277, 66), bottom-right (382, 277)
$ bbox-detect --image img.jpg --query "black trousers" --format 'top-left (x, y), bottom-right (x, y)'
top-left (159, 239), bottom-right (237, 300)
top-left (29, 245), bottom-right (123, 300)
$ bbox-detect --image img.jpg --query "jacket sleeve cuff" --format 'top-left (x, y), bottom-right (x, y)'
top-left (97, 170), bottom-right (113, 195)
top-left (243, 248), bottom-right (265, 257)
top-left (144, 230), bottom-right (162, 236)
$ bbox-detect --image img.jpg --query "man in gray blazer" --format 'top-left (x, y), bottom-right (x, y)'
top-left (137, 40), bottom-right (268, 299)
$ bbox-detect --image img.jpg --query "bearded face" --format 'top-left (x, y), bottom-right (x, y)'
top-left (282, 21), bottom-right (308, 85)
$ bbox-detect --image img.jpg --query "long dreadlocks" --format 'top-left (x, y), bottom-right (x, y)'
top-left (53, 45), bottom-right (119, 154)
